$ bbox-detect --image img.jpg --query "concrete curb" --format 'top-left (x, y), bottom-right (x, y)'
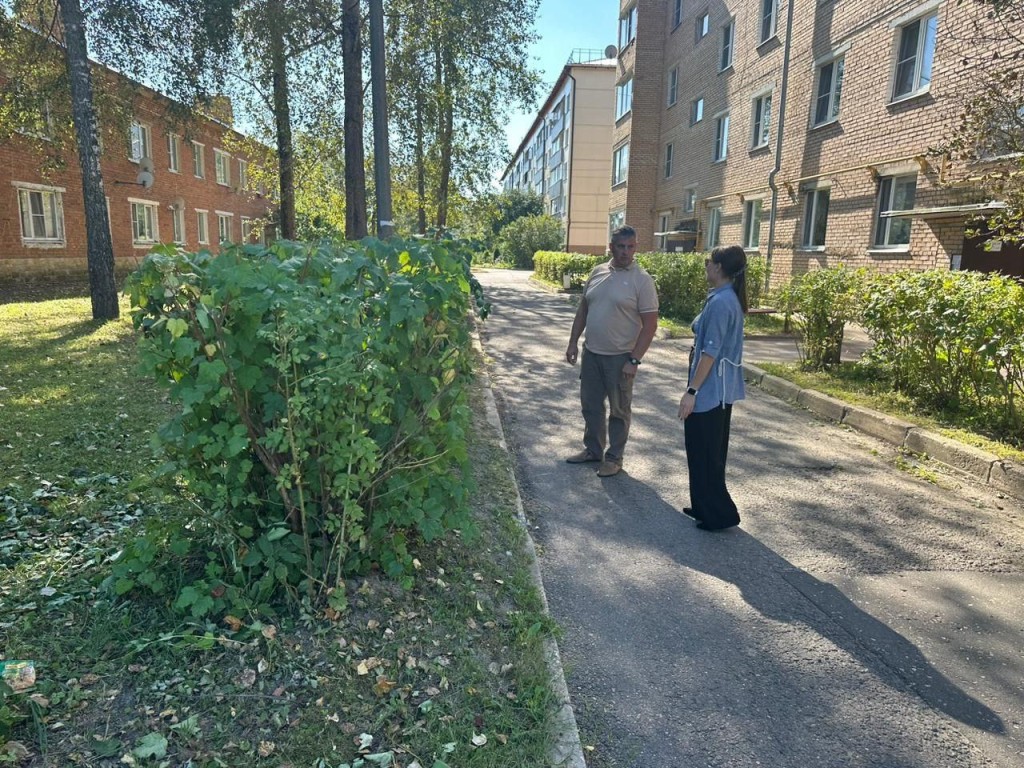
top-left (474, 336), bottom-right (588, 768)
top-left (742, 362), bottom-right (1024, 501)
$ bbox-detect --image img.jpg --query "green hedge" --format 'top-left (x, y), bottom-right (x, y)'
top-left (533, 249), bottom-right (768, 322)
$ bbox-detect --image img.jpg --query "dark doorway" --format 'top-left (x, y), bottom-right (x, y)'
top-left (959, 228), bottom-right (1024, 278)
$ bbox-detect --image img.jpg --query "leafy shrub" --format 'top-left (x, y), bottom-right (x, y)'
top-left (773, 266), bottom-right (866, 371)
top-left (120, 237), bottom-right (481, 615)
top-left (532, 251), bottom-right (603, 287)
top-left (496, 214), bottom-right (564, 268)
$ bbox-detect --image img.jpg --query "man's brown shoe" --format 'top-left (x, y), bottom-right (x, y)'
top-left (566, 450), bottom-right (602, 464)
top-left (596, 460), bottom-right (621, 477)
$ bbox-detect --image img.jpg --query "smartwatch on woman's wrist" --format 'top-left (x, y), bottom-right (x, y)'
top-left (686, 386), bottom-right (699, 396)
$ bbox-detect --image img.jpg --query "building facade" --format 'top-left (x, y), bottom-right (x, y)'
top-left (1, 72), bottom-right (274, 285)
top-left (502, 52), bottom-right (617, 255)
top-left (614, 0), bottom-right (1021, 281)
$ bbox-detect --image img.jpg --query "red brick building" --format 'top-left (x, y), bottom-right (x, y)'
top-left (1, 68), bottom-right (275, 285)
top-left (613, 0), bottom-right (1022, 283)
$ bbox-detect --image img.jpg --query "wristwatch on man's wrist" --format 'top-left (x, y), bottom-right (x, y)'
top-left (628, 356), bottom-right (642, 366)
top-left (686, 386), bottom-right (699, 396)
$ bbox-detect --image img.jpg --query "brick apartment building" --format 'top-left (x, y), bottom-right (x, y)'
top-left (1, 67), bottom-right (275, 285)
top-left (502, 51), bottom-right (617, 255)
top-left (613, 0), bottom-right (1022, 283)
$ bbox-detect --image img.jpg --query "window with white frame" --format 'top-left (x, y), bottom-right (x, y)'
top-left (721, 19), bottom-right (735, 70)
top-left (168, 134), bottom-right (181, 172)
top-left (129, 121), bottom-right (151, 163)
top-left (874, 175), bottom-right (916, 247)
top-left (743, 199), bottom-right (763, 249)
top-left (706, 206), bottom-right (722, 248)
top-left (193, 142), bottom-right (205, 178)
top-left (696, 12), bottom-right (709, 41)
top-left (691, 96), bottom-right (704, 124)
top-left (751, 91), bottom-right (772, 148)
top-left (619, 4), bottom-right (637, 48)
top-left (241, 217), bottom-right (254, 242)
top-left (667, 67), bottom-right (679, 107)
top-left (612, 143), bottom-right (630, 186)
top-left (891, 12), bottom-right (938, 101)
top-left (714, 113), bottom-right (730, 161)
top-left (616, 77), bottom-right (634, 120)
top-left (197, 209), bottom-right (209, 244)
top-left (683, 187), bottom-right (697, 213)
top-left (16, 99), bottom-right (55, 140)
top-left (172, 205), bottom-right (186, 244)
top-left (16, 185), bottom-right (65, 244)
top-left (217, 212), bottom-right (234, 242)
top-left (609, 209), bottom-right (625, 238)
top-left (759, 0), bottom-right (778, 44)
top-left (238, 159), bottom-right (249, 190)
top-left (130, 200), bottom-right (158, 244)
top-left (658, 212), bottom-right (670, 250)
top-left (215, 149), bottom-right (231, 185)
top-left (664, 143), bottom-right (674, 178)
top-left (672, 0), bottom-right (682, 28)
top-left (802, 187), bottom-right (830, 248)
top-left (814, 55), bottom-right (845, 126)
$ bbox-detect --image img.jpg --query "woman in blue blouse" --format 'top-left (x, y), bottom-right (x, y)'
top-left (677, 244), bottom-right (748, 531)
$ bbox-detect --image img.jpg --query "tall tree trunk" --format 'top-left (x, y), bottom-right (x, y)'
top-left (414, 81), bottom-right (426, 235)
top-left (58, 0), bottom-right (117, 320)
top-left (435, 45), bottom-right (454, 231)
top-left (268, 1), bottom-right (295, 240)
top-left (341, 0), bottom-right (367, 239)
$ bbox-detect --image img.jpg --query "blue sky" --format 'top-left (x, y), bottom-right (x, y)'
top-left (504, 0), bottom-right (621, 155)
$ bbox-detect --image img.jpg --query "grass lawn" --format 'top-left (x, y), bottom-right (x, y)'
top-left (1, 298), bottom-right (558, 767)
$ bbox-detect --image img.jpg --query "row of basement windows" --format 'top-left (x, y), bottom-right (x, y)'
top-left (130, 121), bottom-right (250, 188)
top-left (15, 184), bottom-right (256, 248)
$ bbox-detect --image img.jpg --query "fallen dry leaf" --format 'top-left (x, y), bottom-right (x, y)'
top-left (235, 669), bottom-right (257, 688)
top-left (261, 625), bottom-right (277, 640)
top-left (373, 677), bottom-right (396, 696)
top-left (223, 615), bottom-right (244, 631)
top-left (471, 733), bottom-right (487, 747)
top-left (258, 740), bottom-right (275, 757)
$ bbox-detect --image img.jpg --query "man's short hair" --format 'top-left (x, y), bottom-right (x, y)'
top-left (610, 225), bottom-right (636, 242)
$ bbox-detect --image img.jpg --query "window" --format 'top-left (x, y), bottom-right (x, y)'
top-left (215, 149), bottom-right (231, 185)
top-left (721, 19), bottom-right (735, 69)
top-left (16, 185), bottom-right (65, 244)
top-left (714, 113), bottom-right (730, 161)
top-left (619, 5), bottom-right (638, 48)
top-left (743, 199), bottom-right (763, 249)
top-left (616, 77), bottom-right (634, 120)
top-left (696, 12), bottom-right (709, 41)
top-left (814, 56), bottom-right (845, 126)
top-left (129, 121), bottom-right (151, 162)
top-left (658, 212), bottom-right (670, 250)
top-left (193, 142), bottom-right (206, 178)
top-left (683, 188), bottom-right (697, 213)
top-left (759, 0), bottom-right (778, 44)
top-left (874, 175), bottom-right (916, 247)
top-left (217, 212), bottom-right (234, 243)
top-left (612, 143), bottom-right (630, 186)
top-left (17, 100), bottom-right (55, 140)
top-left (707, 206), bottom-right (722, 248)
top-left (892, 13), bottom-right (937, 101)
top-left (802, 188), bottom-right (830, 248)
top-left (197, 210), bottom-right (209, 244)
top-left (130, 201), bottom-right (158, 244)
top-left (238, 159), bottom-right (249, 190)
top-left (751, 92), bottom-right (772, 148)
top-left (241, 217), bottom-right (254, 242)
top-left (672, 0), bottom-right (682, 28)
top-left (664, 143), bottom-right (674, 178)
top-left (172, 205), bottom-right (186, 244)
top-left (168, 134), bottom-right (181, 172)
top-left (691, 96), bottom-right (704, 124)
top-left (667, 67), bottom-right (679, 107)
top-left (609, 209), bottom-right (625, 238)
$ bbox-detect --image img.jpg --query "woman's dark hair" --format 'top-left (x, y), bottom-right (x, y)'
top-left (711, 244), bottom-right (748, 314)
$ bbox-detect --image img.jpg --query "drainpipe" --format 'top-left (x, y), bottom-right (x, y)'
top-left (565, 71), bottom-right (577, 252)
top-left (766, 0), bottom-right (797, 289)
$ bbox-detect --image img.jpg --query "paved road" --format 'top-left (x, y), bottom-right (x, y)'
top-left (475, 270), bottom-right (1024, 768)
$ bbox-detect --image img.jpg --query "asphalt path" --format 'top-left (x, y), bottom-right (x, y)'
top-left (474, 269), bottom-right (1024, 768)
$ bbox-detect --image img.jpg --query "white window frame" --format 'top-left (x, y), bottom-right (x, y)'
top-left (691, 96), bottom-right (704, 125)
top-left (759, 0), bottom-right (778, 45)
top-left (616, 77), bottom-right (634, 120)
top-left (706, 205), bottom-right (722, 248)
top-left (193, 141), bottom-right (206, 179)
top-left (609, 209), bottom-right (626, 239)
top-left (801, 185), bottom-right (831, 249)
top-left (721, 19), bottom-right (735, 70)
top-left (619, 4), bottom-right (638, 49)
top-left (812, 50), bottom-right (847, 127)
top-left (129, 198), bottom-right (159, 246)
top-left (658, 211), bottom-right (671, 250)
top-left (167, 133), bottom-right (181, 172)
top-left (672, 0), bottom-right (682, 29)
top-left (196, 209), bottom-right (209, 244)
top-left (216, 211), bottom-right (234, 243)
top-left (696, 11), bottom-right (709, 42)
top-left (214, 149), bottom-right (232, 186)
top-left (743, 197), bottom-right (764, 250)
top-left (238, 159), bottom-right (249, 190)
top-left (15, 182), bottom-right (66, 245)
top-left (612, 143), bottom-right (630, 186)
top-left (172, 204), bottom-right (186, 245)
top-left (713, 112), bottom-right (730, 162)
top-left (664, 143), bottom-right (674, 178)
top-left (873, 174), bottom-right (917, 249)
top-left (129, 121), bottom-right (152, 163)
top-left (683, 187), bottom-right (697, 214)
top-left (890, 7), bottom-right (939, 102)
top-left (667, 67), bottom-right (679, 107)
top-left (241, 217), bottom-right (254, 242)
top-left (751, 89), bottom-right (773, 149)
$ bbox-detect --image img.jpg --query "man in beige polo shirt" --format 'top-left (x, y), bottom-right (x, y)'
top-left (564, 225), bottom-right (659, 477)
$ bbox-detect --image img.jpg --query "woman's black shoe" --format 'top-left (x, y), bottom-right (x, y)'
top-left (696, 520), bottom-right (739, 532)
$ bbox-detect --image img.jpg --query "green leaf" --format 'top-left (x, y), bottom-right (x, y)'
top-left (132, 732), bottom-right (168, 759)
top-left (166, 318), bottom-right (189, 339)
